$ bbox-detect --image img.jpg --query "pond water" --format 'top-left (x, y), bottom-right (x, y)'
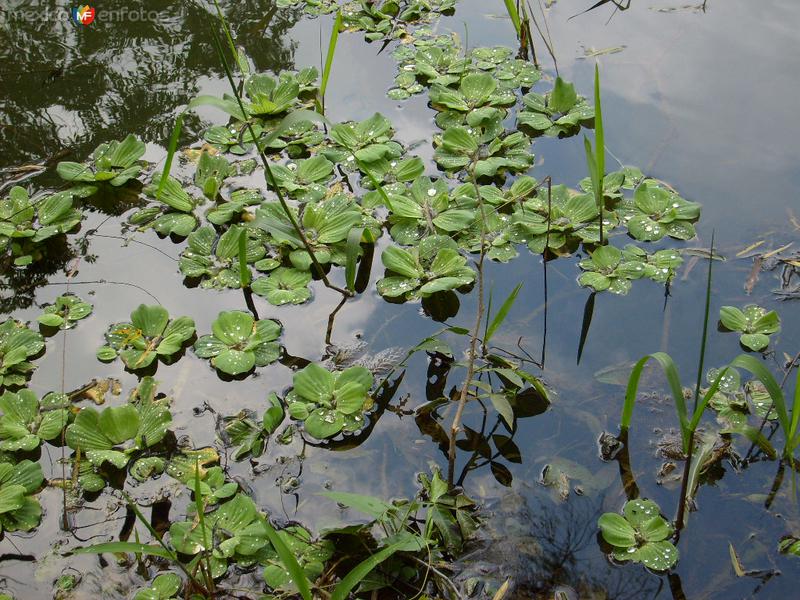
top-left (1, 0), bottom-right (799, 598)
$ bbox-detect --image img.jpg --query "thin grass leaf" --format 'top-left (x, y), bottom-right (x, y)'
top-left (485, 283), bottom-right (523, 345)
top-left (729, 354), bottom-right (789, 446)
top-left (483, 288), bottom-right (494, 344)
top-left (187, 95), bottom-right (247, 121)
top-left (503, 0), bottom-right (522, 35)
top-left (345, 227), bottom-right (364, 293)
top-left (260, 516), bottom-right (312, 600)
top-left (157, 113), bottom-right (184, 200)
top-left (238, 229), bottom-right (251, 289)
top-left (319, 11), bottom-right (343, 114)
top-left (622, 353), bottom-right (688, 446)
top-left (594, 63), bottom-right (604, 203)
top-left (331, 537), bottom-right (418, 600)
top-left (193, 460), bottom-right (214, 591)
top-left (68, 542), bottom-right (174, 560)
top-left (692, 231), bottom-right (715, 414)
top-left (791, 368), bottom-right (800, 453)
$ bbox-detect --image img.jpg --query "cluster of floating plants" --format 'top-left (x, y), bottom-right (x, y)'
top-left (0, 0), bottom-right (796, 598)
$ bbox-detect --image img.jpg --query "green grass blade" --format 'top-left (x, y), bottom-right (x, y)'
top-left (583, 135), bottom-right (598, 198)
top-left (691, 231), bottom-right (715, 414)
top-left (791, 368), bottom-right (800, 452)
top-left (485, 283), bottom-right (523, 346)
top-left (622, 353), bottom-right (688, 444)
top-left (345, 227), bottom-right (364, 293)
top-left (483, 287), bottom-right (494, 344)
top-left (729, 354), bottom-right (789, 443)
top-left (503, 0), bottom-right (522, 36)
top-left (238, 229), bottom-right (251, 289)
top-left (187, 95), bottom-right (247, 121)
top-left (593, 63), bottom-right (604, 203)
top-left (68, 542), bottom-right (174, 559)
top-left (157, 113), bottom-right (184, 200)
top-left (331, 538), bottom-right (417, 600)
top-left (319, 11), bottom-right (343, 114)
top-left (260, 516), bottom-right (312, 600)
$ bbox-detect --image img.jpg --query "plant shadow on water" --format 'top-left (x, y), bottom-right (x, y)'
top-left (0, 0), bottom-right (798, 599)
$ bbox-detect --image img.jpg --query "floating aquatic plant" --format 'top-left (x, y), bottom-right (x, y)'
top-left (0, 186), bottom-right (82, 266)
top-left (434, 125), bottom-right (533, 180)
top-left (97, 305), bottom-right (196, 370)
top-left (719, 304), bottom-right (780, 352)
top-left (224, 393), bottom-right (284, 460)
top-left (179, 225), bottom-right (266, 288)
top-left (0, 389), bottom-right (69, 451)
top-left (252, 267), bottom-right (313, 305)
top-left (517, 78), bottom-right (594, 138)
top-left (132, 174), bottom-right (199, 237)
top-left (269, 155), bottom-right (334, 202)
top-left (37, 294), bottom-right (93, 329)
top-left (65, 379), bottom-right (172, 475)
top-left (133, 572), bottom-right (181, 600)
top-left (169, 493), bottom-right (270, 577)
top-left (286, 363), bottom-right (374, 439)
top-left (262, 526), bottom-right (333, 594)
top-left (0, 319), bottom-right (45, 389)
top-left (57, 134), bottom-right (146, 187)
top-left (206, 189), bottom-right (263, 225)
top-left (193, 311), bottom-right (282, 376)
top-left (619, 180), bottom-right (701, 242)
top-left (0, 459), bottom-right (44, 533)
top-left (598, 498), bottom-right (679, 570)
top-left (377, 235), bottom-right (475, 300)
top-left (577, 245), bottom-right (646, 295)
top-left (194, 150), bottom-right (232, 200)
top-left (508, 185), bottom-right (608, 254)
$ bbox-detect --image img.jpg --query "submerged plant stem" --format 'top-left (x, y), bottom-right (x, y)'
top-left (208, 4), bottom-right (349, 298)
top-left (447, 159), bottom-right (487, 490)
top-left (675, 231), bottom-right (714, 535)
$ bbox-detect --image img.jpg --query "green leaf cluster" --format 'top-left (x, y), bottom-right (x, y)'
top-left (57, 134), bottom-right (146, 187)
top-left (0, 187), bottom-right (82, 266)
top-left (719, 304), bottom-right (780, 352)
top-left (97, 304), bottom-right (196, 370)
top-left (0, 389), bottom-right (69, 451)
top-left (286, 363), bottom-right (374, 439)
top-left (194, 311), bottom-right (282, 376)
top-left (37, 294), bottom-right (93, 329)
top-left (598, 499), bottom-right (678, 570)
top-left (0, 320), bottom-right (44, 389)
top-left (377, 235), bottom-right (475, 300)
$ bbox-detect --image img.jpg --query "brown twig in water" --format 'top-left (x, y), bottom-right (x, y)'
top-left (447, 158), bottom-right (487, 490)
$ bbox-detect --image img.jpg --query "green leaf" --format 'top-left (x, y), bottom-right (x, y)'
top-left (212, 311), bottom-right (254, 345)
top-left (598, 512), bottom-right (636, 547)
top-left (320, 491), bottom-right (392, 518)
top-left (381, 246), bottom-right (421, 278)
top-left (69, 542), bottom-right (175, 560)
top-left (720, 306), bottom-right (747, 332)
top-left (99, 405), bottom-right (140, 444)
top-left (485, 283), bottom-right (522, 345)
top-left (214, 349), bottom-right (256, 375)
top-left (260, 516), bottom-right (313, 600)
top-left (305, 408), bottom-right (344, 439)
top-left (441, 126), bottom-right (478, 156)
top-left (550, 77), bottom-right (578, 113)
top-left (740, 333), bottom-right (770, 352)
top-left (330, 535), bottom-right (423, 600)
top-left (294, 364), bottom-right (334, 404)
top-left (130, 305), bottom-right (169, 338)
top-left (345, 227), bottom-right (364, 293)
